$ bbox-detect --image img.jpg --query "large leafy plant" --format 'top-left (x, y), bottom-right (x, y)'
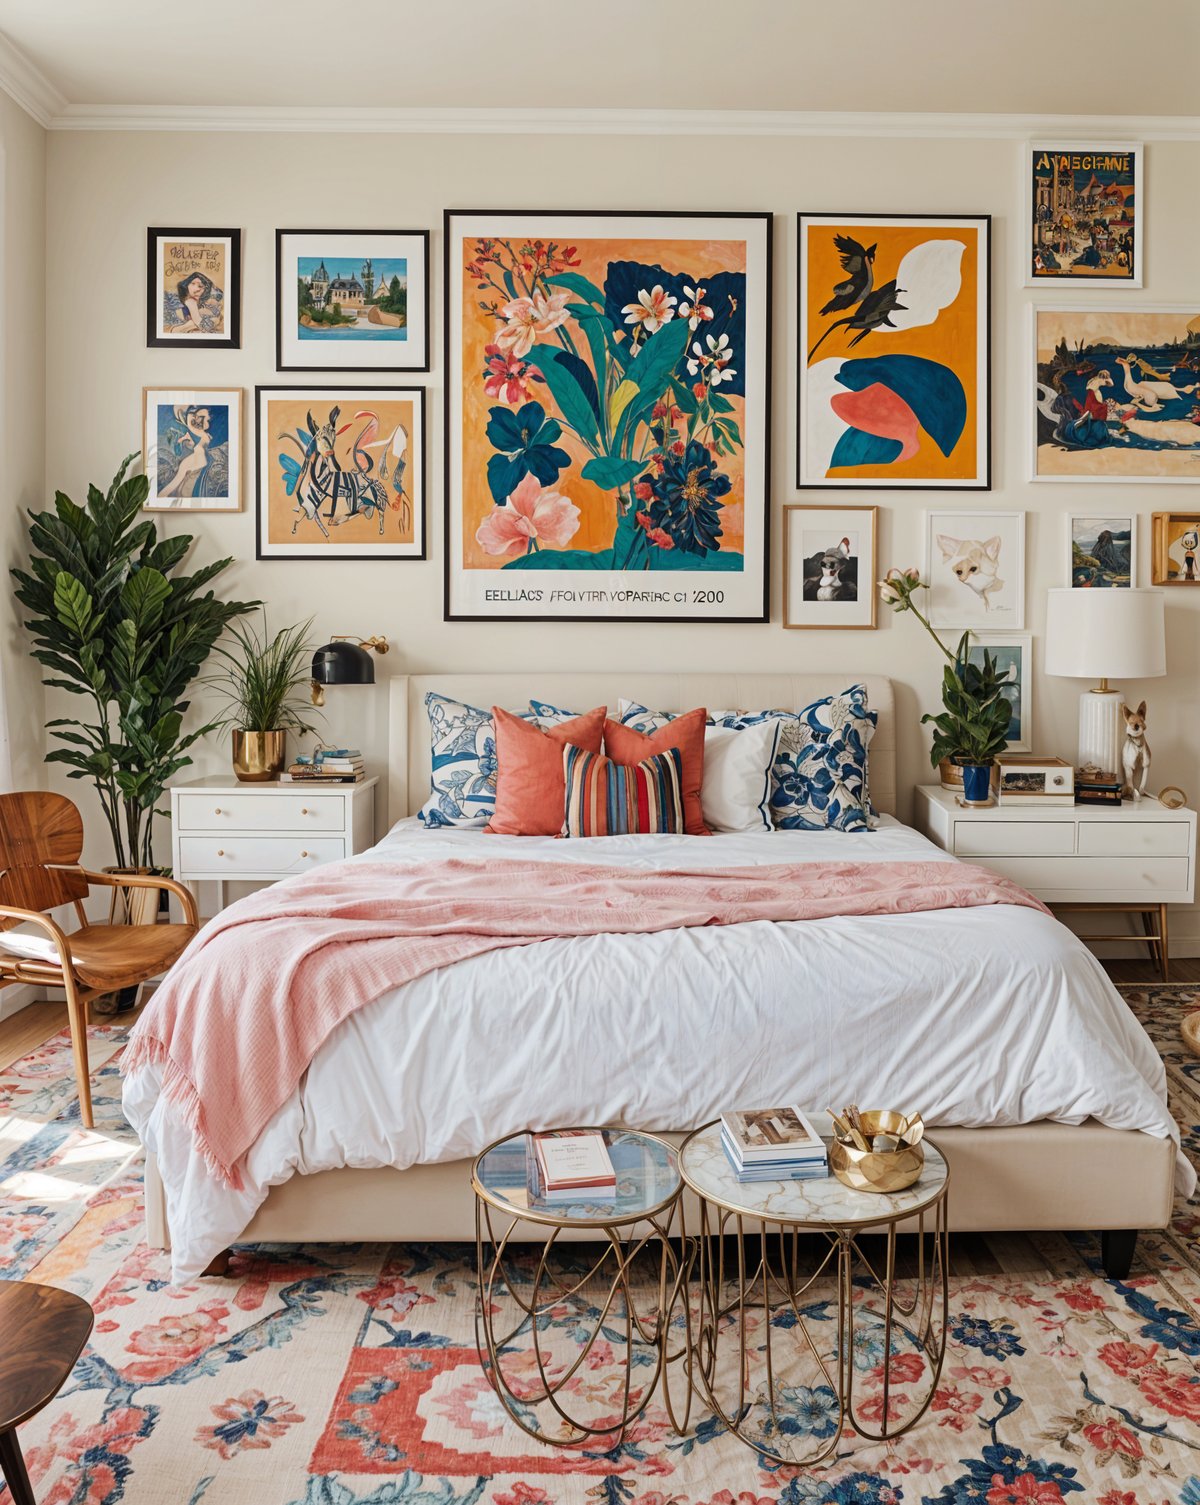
top-left (12, 455), bottom-right (256, 868)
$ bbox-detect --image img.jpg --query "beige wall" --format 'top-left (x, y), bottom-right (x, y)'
top-left (39, 127), bottom-right (1200, 939)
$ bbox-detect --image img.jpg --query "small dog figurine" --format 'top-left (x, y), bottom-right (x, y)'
top-left (937, 534), bottom-right (1004, 611)
top-left (1121, 700), bottom-right (1152, 800)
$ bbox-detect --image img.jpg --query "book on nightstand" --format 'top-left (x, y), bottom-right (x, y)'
top-left (720, 1106), bottom-right (828, 1182)
top-left (529, 1130), bottom-right (617, 1202)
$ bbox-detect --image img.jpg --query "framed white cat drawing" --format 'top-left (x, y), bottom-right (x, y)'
top-left (923, 510), bottom-right (1025, 629)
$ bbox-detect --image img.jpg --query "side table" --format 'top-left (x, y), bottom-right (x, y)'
top-left (472, 1127), bottom-right (692, 1449)
top-left (678, 1121), bottom-right (949, 1467)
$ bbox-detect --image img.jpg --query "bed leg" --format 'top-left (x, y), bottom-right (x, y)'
top-left (1100, 1229), bottom-right (1138, 1279)
top-left (201, 1249), bottom-right (232, 1278)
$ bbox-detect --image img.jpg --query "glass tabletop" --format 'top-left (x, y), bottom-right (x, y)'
top-left (679, 1121), bottom-right (948, 1227)
top-left (473, 1127), bottom-right (682, 1228)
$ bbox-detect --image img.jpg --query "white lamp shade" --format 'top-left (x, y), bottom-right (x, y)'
top-left (1044, 588), bottom-right (1166, 680)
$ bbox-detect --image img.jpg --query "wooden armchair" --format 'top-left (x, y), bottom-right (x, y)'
top-left (0, 792), bottom-right (197, 1129)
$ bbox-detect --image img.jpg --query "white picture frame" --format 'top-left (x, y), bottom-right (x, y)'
top-left (923, 509), bottom-right (1025, 629)
top-left (1068, 511), bottom-right (1136, 587)
top-left (1023, 141), bottom-right (1142, 290)
top-left (783, 504), bottom-right (877, 630)
top-left (968, 632), bottom-right (1033, 752)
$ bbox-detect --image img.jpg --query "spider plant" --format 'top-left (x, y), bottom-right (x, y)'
top-left (206, 612), bottom-right (321, 735)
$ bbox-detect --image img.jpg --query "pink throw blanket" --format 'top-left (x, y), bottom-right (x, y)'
top-left (123, 857), bottom-right (1049, 1188)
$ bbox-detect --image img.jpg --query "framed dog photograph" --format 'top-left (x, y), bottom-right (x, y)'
top-left (923, 509), bottom-right (1025, 629)
top-left (782, 504), bottom-right (877, 629)
top-left (967, 633), bottom-right (1032, 752)
top-left (147, 228), bottom-right (241, 349)
top-left (142, 387), bottom-right (243, 512)
top-left (1150, 512), bottom-right (1200, 584)
top-left (1069, 512), bottom-right (1135, 587)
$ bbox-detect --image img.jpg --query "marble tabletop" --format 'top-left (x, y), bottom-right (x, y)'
top-left (679, 1121), bottom-right (948, 1226)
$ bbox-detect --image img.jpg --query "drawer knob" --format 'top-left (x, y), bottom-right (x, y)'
top-left (214, 807), bottom-right (222, 814)
top-left (301, 807), bottom-right (309, 815)
top-left (301, 850), bottom-right (310, 858)
top-left (217, 849), bottom-right (225, 857)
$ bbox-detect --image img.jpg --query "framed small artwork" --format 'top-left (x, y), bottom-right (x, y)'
top-left (1032, 306), bottom-right (1200, 483)
top-left (923, 509), bottom-right (1025, 629)
top-left (444, 209), bottom-right (772, 622)
top-left (255, 386), bottom-right (426, 561)
top-left (142, 388), bottom-right (243, 512)
top-left (1026, 142), bottom-right (1142, 287)
top-left (1151, 512), bottom-right (1200, 584)
top-left (147, 228), bottom-right (241, 349)
top-left (276, 229), bottom-right (430, 372)
top-left (797, 212), bottom-right (991, 490)
top-left (782, 504), bottom-right (877, 629)
top-left (967, 634), bottom-right (1032, 752)
top-left (1069, 512), bottom-right (1135, 587)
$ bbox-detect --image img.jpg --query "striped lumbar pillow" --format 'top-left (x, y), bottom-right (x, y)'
top-left (562, 744), bottom-right (685, 837)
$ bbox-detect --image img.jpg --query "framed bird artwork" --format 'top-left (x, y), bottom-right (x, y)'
top-left (797, 213), bottom-right (991, 490)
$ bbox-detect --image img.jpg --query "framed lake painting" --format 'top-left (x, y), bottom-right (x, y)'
top-left (1027, 142), bottom-right (1141, 287)
top-left (147, 228), bottom-right (241, 349)
top-left (967, 634), bottom-right (1032, 752)
top-left (923, 509), bottom-right (1025, 630)
top-left (1032, 307), bottom-right (1200, 482)
top-left (782, 504), bottom-right (877, 630)
top-left (1069, 512), bottom-right (1135, 587)
top-left (797, 213), bottom-right (990, 490)
top-left (444, 209), bottom-right (772, 622)
top-left (255, 386), bottom-right (425, 560)
top-left (142, 387), bottom-right (243, 512)
top-left (276, 229), bottom-right (430, 372)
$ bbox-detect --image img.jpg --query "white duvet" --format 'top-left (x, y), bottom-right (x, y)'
top-left (123, 816), bottom-right (1193, 1280)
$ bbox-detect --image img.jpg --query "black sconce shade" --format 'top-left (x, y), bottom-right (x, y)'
top-left (311, 640), bottom-right (376, 686)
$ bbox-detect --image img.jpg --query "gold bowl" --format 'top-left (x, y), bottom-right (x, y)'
top-left (829, 1109), bottom-right (925, 1194)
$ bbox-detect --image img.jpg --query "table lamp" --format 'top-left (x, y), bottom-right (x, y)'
top-left (1044, 588), bottom-right (1165, 775)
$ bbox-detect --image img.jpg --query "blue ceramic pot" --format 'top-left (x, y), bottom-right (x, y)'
top-left (960, 762), bottom-right (992, 803)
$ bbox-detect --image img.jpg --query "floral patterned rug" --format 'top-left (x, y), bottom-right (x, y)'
top-left (0, 986), bottom-right (1196, 1505)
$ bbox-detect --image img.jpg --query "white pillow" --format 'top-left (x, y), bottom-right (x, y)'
top-left (701, 719), bottom-right (781, 833)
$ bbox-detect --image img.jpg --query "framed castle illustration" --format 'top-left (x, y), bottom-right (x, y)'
top-left (255, 386), bottom-right (426, 561)
top-left (276, 229), bottom-right (430, 372)
top-left (147, 228), bottom-right (241, 349)
top-left (444, 209), bottom-right (772, 622)
top-left (797, 213), bottom-right (990, 490)
top-left (142, 387), bottom-right (243, 513)
top-left (1032, 307), bottom-right (1200, 482)
top-left (1026, 142), bottom-right (1142, 287)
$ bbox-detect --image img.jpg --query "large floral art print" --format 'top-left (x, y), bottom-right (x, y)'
top-left (798, 213), bottom-right (991, 489)
top-left (445, 211), bottom-right (771, 621)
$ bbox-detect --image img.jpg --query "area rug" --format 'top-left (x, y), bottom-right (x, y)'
top-left (0, 987), bottom-right (1197, 1505)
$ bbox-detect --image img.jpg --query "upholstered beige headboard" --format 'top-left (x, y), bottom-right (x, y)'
top-left (387, 674), bottom-right (895, 826)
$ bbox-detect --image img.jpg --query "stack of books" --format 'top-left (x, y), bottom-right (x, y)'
top-left (283, 748), bottom-right (365, 784)
top-left (720, 1106), bottom-right (828, 1182)
top-left (529, 1130), bottom-right (617, 1203)
top-left (1076, 768), bottom-right (1124, 807)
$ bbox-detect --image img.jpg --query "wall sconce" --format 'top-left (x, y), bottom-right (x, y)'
top-left (310, 635), bottom-right (389, 706)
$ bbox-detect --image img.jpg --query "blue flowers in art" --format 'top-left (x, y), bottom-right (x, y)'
top-left (484, 400), bottom-right (571, 507)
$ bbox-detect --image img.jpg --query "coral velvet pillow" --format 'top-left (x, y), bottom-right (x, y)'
top-left (486, 705), bottom-right (607, 836)
top-left (603, 708), bottom-right (711, 835)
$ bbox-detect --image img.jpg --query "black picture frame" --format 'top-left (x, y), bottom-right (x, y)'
top-left (443, 208), bottom-right (773, 624)
top-left (147, 227), bottom-right (242, 350)
top-left (275, 228), bottom-right (432, 373)
top-left (254, 384), bottom-right (428, 562)
top-left (796, 211), bottom-right (992, 491)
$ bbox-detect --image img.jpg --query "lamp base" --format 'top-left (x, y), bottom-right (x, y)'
top-left (1078, 689), bottom-right (1123, 778)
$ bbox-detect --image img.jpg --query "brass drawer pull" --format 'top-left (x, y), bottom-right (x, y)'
top-left (301, 850), bottom-right (310, 858)
top-left (217, 849), bottom-right (225, 857)
top-left (214, 807), bottom-right (222, 814)
top-left (301, 807), bottom-right (309, 815)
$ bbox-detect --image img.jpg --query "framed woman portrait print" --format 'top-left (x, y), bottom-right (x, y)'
top-left (142, 387), bottom-right (243, 512)
top-left (147, 228), bottom-right (242, 349)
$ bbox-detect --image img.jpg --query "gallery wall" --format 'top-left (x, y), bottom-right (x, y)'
top-left (40, 125), bottom-right (1200, 940)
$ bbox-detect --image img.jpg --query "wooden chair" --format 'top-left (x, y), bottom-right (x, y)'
top-left (0, 792), bottom-right (197, 1129)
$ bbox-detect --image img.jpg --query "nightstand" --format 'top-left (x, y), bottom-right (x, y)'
top-left (915, 784), bottom-right (1197, 980)
top-left (170, 775), bottom-right (378, 914)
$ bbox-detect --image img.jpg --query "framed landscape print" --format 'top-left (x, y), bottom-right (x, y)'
top-left (923, 509), bottom-right (1025, 629)
top-left (1151, 512), bottom-right (1200, 584)
top-left (967, 634), bottom-right (1032, 752)
top-left (147, 228), bottom-right (240, 349)
top-left (444, 209), bottom-right (772, 622)
top-left (797, 213), bottom-right (990, 490)
top-left (1026, 142), bottom-right (1142, 287)
top-left (1069, 511), bottom-right (1135, 587)
top-left (142, 387), bottom-right (243, 512)
top-left (276, 229), bottom-right (430, 372)
top-left (1032, 307), bottom-right (1200, 482)
top-left (782, 504), bottom-right (877, 629)
top-left (255, 386), bottom-right (425, 560)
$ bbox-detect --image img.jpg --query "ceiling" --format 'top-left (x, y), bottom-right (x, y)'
top-left (1, 0), bottom-right (1198, 122)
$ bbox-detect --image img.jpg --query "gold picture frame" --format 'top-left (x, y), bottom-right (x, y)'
top-left (782, 504), bottom-right (878, 629)
top-left (1151, 511), bottom-right (1200, 584)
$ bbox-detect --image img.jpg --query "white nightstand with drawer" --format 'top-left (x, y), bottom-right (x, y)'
top-left (915, 784), bottom-right (1196, 979)
top-left (170, 775), bottom-right (378, 913)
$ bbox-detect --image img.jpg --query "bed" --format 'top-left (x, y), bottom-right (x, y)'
top-left (130, 673), bottom-right (1188, 1282)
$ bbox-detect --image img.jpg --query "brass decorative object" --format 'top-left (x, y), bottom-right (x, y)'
top-left (830, 1108), bottom-right (925, 1193)
top-left (231, 729), bottom-right (286, 783)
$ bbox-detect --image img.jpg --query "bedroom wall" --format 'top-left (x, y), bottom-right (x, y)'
top-left (40, 125), bottom-right (1200, 942)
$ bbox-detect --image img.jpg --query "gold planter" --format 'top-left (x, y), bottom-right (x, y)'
top-left (829, 1109), bottom-right (925, 1194)
top-left (232, 729), bottom-right (286, 783)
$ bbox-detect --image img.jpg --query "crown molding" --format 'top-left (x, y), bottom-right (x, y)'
top-left (44, 103), bottom-right (1200, 140)
top-left (0, 32), bottom-right (67, 128)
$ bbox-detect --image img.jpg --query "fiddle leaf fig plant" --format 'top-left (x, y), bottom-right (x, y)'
top-left (12, 454), bottom-right (257, 869)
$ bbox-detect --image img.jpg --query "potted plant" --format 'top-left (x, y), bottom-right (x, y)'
top-left (879, 567), bottom-right (1013, 805)
top-left (205, 613), bottom-right (321, 781)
